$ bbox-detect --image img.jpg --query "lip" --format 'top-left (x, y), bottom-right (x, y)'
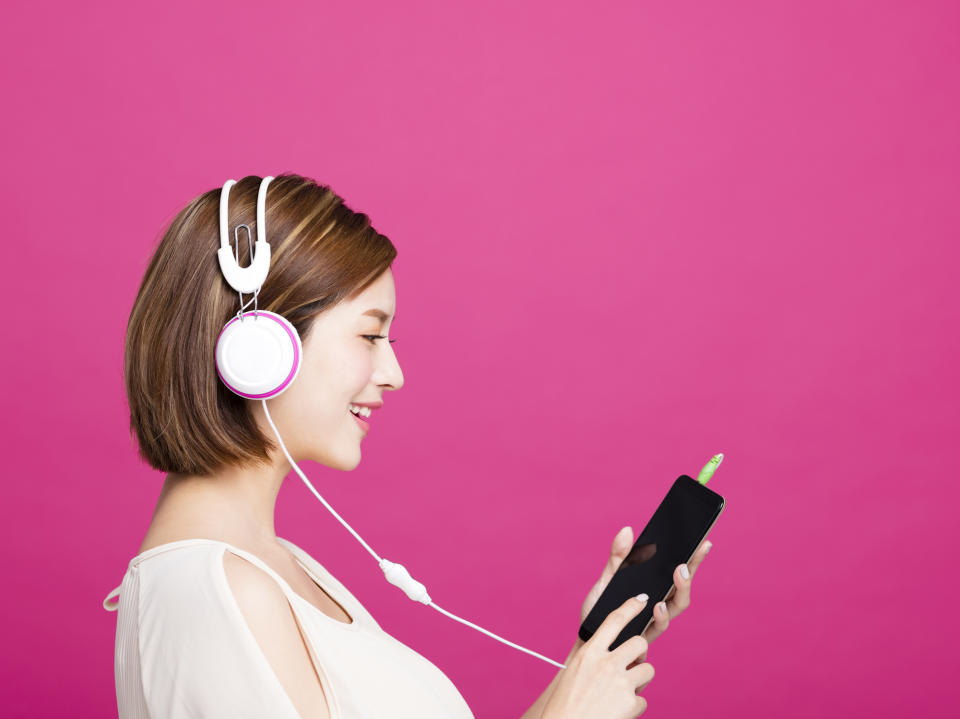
top-left (351, 413), bottom-right (370, 433)
top-left (348, 400), bottom-right (379, 435)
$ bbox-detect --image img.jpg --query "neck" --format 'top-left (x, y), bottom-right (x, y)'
top-left (151, 455), bottom-right (292, 547)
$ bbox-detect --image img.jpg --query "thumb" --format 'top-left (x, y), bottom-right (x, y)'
top-left (601, 526), bottom-right (633, 581)
top-left (612, 525), bottom-right (634, 556)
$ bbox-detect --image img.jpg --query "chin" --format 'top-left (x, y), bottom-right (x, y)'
top-left (319, 446), bottom-right (362, 472)
top-left (340, 452), bottom-right (362, 471)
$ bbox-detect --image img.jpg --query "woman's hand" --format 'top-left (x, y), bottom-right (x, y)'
top-left (542, 594), bottom-right (658, 719)
top-left (524, 528), bottom-right (714, 719)
top-left (577, 526), bottom-right (713, 662)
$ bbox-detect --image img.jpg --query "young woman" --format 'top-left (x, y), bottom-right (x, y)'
top-left (102, 173), bottom-right (711, 719)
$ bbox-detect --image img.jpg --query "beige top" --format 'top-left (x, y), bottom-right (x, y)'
top-left (102, 537), bottom-right (474, 718)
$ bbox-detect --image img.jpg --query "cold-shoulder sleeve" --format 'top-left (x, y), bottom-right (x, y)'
top-left (113, 543), bottom-right (304, 719)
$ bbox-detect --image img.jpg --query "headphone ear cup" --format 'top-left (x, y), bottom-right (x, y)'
top-left (215, 310), bottom-right (302, 400)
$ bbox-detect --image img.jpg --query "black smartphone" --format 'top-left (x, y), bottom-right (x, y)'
top-left (578, 474), bottom-right (725, 650)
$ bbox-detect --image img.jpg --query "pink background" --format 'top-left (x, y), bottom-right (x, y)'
top-left (2, 1), bottom-right (957, 716)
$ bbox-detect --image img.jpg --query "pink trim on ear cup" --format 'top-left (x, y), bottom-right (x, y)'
top-left (215, 311), bottom-right (301, 399)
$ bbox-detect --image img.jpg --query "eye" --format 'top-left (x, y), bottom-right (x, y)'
top-left (362, 335), bottom-right (397, 345)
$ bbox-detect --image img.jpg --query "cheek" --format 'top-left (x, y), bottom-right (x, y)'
top-left (341, 346), bottom-right (375, 387)
top-left (347, 347), bottom-right (373, 383)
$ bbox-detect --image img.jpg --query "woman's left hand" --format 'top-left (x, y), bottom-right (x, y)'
top-left (576, 526), bottom-right (713, 662)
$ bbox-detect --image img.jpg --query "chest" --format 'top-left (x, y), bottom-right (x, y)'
top-left (282, 560), bottom-right (354, 625)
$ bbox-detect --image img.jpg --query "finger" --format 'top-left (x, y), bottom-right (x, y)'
top-left (640, 563), bottom-right (690, 645)
top-left (661, 564), bottom-right (690, 620)
top-left (639, 598), bottom-right (670, 645)
top-left (625, 654), bottom-right (647, 670)
top-left (686, 539), bottom-right (713, 577)
top-left (589, 593), bottom-right (649, 652)
top-left (663, 541), bottom-right (710, 620)
top-left (612, 634), bottom-right (649, 669)
top-left (582, 527), bottom-right (634, 621)
top-left (628, 661), bottom-right (655, 693)
top-left (647, 598), bottom-right (671, 639)
top-left (646, 557), bottom-right (704, 632)
top-left (599, 526), bottom-right (633, 585)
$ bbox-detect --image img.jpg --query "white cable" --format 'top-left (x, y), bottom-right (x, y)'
top-left (261, 399), bottom-right (568, 670)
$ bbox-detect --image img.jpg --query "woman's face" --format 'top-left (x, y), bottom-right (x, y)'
top-left (251, 267), bottom-right (403, 471)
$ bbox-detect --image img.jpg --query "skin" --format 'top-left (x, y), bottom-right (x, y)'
top-left (578, 530), bottom-right (712, 660)
top-left (138, 266), bottom-right (403, 600)
top-left (137, 265), bottom-right (713, 717)
top-left (521, 532), bottom-right (712, 719)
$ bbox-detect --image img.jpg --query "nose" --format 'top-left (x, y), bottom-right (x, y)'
top-left (376, 341), bottom-right (404, 392)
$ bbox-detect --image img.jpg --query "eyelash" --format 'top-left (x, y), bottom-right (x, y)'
top-left (362, 335), bottom-right (397, 345)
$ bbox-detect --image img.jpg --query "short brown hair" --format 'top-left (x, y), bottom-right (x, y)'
top-left (124, 173), bottom-right (397, 476)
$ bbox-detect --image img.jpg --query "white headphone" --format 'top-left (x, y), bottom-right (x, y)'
top-left (214, 176), bottom-right (566, 669)
top-left (214, 177), bottom-right (303, 399)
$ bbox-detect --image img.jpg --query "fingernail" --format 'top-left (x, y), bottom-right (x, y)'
top-left (704, 541), bottom-right (713, 553)
top-left (657, 602), bottom-right (667, 615)
top-left (635, 593), bottom-right (648, 603)
top-left (680, 564), bottom-right (690, 580)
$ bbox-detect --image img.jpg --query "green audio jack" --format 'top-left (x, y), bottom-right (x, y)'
top-left (696, 453), bottom-right (724, 485)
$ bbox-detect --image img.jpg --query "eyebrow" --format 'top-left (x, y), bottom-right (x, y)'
top-left (362, 309), bottom-right (394, 322)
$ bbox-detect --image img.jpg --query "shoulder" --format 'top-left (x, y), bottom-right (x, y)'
top-left (129, 544), bottom-right (321, 718)
top-left (221, 552), bottom-right (287, 606)
top-left (222, 552), bottom-right (332, 719)
top-left (134, 543), bottom-right (291, 641)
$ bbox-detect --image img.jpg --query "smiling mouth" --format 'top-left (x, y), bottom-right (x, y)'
top-left (349, 409), bottom-right (370, 431)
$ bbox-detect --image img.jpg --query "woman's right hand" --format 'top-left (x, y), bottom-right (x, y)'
top-left (540, 594), bottom-right (656, 719)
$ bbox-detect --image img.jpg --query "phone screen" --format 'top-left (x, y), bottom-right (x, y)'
top-left (578, 474), bottom-right (725, 650)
